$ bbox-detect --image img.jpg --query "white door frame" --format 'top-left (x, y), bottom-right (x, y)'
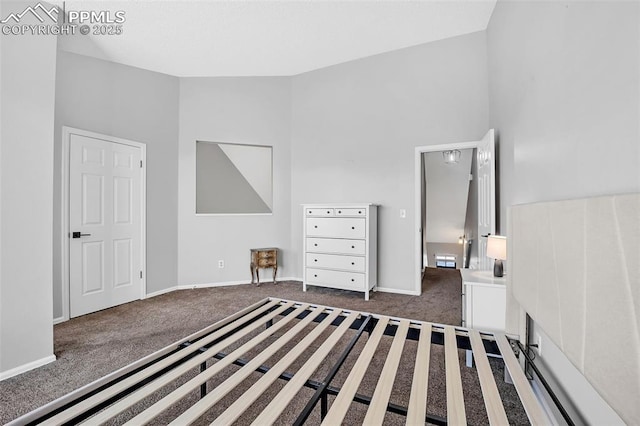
top-left (414, 140), bottom-right (479, 296)
top-left (60, 126), bottom-right (147, 322)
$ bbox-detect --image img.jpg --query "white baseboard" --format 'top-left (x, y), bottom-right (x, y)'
top-left (145, 281), bottom-right (250, 298)
top-left (375, 286), bottom-right (421, 296)
top-left (53, 316), bottom-right (66, 325)
top-left (179, 280), bottom-right (252, 290)
top-left (179, 277), bottom-right (302, 289)
top-left (275, 276), bottom-right (302, 282)
top-left (146, 277), bottom-right (303, 296)
top-left (0, 354), bottom-right (56, 381)
top-left (145, 286), bottom-right (180, 299)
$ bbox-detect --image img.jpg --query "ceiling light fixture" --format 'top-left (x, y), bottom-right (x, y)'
top-left (443, 149), bottom-right (461, 164)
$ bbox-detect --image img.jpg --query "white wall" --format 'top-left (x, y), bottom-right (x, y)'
top-left (424, 149), bottom-right (473, 243)
top-left (178, 77), bottom-right (293, 286)
top-left (291, 32), bottom-right (489, 292)
top-left (53, 51), bottom-right (179, 316)
top-left (488, 0), bottom-right (639, 422)
top-left (488, 1), bottom-right (640, 229)
top-left (0, 1), bottom-right (57, 377)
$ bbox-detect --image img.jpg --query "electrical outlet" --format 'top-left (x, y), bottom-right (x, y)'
top-left (535, 333), bottom-right (542, 356)
top-left (218, 260), bottom-right (224, 269)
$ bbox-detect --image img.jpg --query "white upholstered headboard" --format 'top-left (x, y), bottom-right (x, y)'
top-left (509, 193), bottom-right (639, 425)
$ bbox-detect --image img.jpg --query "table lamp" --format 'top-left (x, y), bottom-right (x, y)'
top-left (486, 235), bottom-right (507, 277)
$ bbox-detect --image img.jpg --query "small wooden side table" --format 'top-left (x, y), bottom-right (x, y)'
top-left (250, 248), bottom-right (278, 286)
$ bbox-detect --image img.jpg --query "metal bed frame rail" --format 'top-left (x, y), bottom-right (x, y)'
top-left (9, 297), bottom-right (550, 425)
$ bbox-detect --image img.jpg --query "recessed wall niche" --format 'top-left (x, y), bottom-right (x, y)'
top-left (196, 141), bottom-right (273, 214)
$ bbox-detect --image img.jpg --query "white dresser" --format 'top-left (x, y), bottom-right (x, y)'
top-left (303, 204), bottom-right (377, 300)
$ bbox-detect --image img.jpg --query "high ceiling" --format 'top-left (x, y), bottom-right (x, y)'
top-left (56, 0), bottom-right (497, 77)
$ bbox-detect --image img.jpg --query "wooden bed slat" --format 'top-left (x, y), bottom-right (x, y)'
top-left (88, 301), bottom-right (300, 425)
top-left (321, 316), bottom-right (390, 425)
top-left (444, 326), bottom-right (466, 425)
top-left (167, 307), bottom-right (342, 425)
top-left (468, 330), bottom-right (509, 425)
top-left (405, 322), bottom-right (432, 425)
top-left (363, 319), bottom-right (410, 424)
top-left (494, 333), bottom-right (549, 425)
top-left (40, 299), bottom-right (283, 426)
top-left (216, 311), bottom-right (359, 425)
top-left (125, 303), bottom-right (321, 425)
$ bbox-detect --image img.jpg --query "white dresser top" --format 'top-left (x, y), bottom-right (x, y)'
top-left (302, 203), bottom-right (377, 207)
top-left (460, 269), bottom-right (506, 287)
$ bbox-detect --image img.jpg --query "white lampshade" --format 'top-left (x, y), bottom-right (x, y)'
top-left (486, 235), bottom-right (507, 260)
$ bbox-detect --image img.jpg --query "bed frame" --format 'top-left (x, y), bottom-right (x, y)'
top-left (509, 193), bottom-right (639, 424)
top-left (10, 297), bottom-right (550, 425)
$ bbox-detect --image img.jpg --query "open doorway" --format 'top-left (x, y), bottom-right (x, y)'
top-left (413, 130), bottom-right (495, 295)
top-left (422, 148), bottom-right (476, 271)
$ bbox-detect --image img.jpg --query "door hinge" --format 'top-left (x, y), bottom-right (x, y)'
top-left (139, 270), bottom-right (143, 279)
top-left (140, 160), bottom-right (143, 168)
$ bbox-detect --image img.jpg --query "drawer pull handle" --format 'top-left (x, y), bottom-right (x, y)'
top-left (351, 279), bottom-right (355, 282)
top-left (327, 210), bottom-right (330, 214)
top-left (351, 245), bottom-right (355, 249)
top-left (314, 243), bottom-right (318, 246)
top-left (338, 210), bottom-right (341, 213)
top-left (314, 274), bottom-right (318, 277)
top-left (351, 227), bottom-right (355, 230)
top-left (358, 210), bottom-right (362, 214)
top-left (314, 259), bottom-right (318, 262)
top-left (314, 226), bottom-right (318, 228)
top-left (351, 262), bottom-right (355, 265)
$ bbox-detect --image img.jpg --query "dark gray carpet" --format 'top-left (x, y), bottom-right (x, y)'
top-left (0, 268), bottom-right (528, 424)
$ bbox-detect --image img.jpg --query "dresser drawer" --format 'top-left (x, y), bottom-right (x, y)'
top-left (257, 258), bottom-right (276, 267)
top-left (335, 208), bottom-right (366, 217)
top-left (256, 250), bottom-right (276, 260)
top-left (306, 268), bottom-right (365, 291)
top-left (306, 253), bottom-right (365, 272)
top-left (306, 218), bottom-right (366, 239)
top-left (306, 238), bottom-right (365, 255)
top-left (306, 208), bottom-right (334, 217)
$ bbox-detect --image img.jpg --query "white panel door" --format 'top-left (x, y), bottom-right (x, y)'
top-left (69, 134), bottom-right (142, 317)
top-left (476, 129), bottom-right (496, 270)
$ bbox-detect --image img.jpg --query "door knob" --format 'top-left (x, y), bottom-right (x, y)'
top-left (72, 232), bottom-right (92, 238)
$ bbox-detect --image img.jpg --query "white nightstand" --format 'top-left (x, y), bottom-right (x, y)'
top-left (460, 269), bottom-right (506, 367)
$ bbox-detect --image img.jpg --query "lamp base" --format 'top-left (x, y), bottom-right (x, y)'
top-left (493, 259), bottom-right (504, 277)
